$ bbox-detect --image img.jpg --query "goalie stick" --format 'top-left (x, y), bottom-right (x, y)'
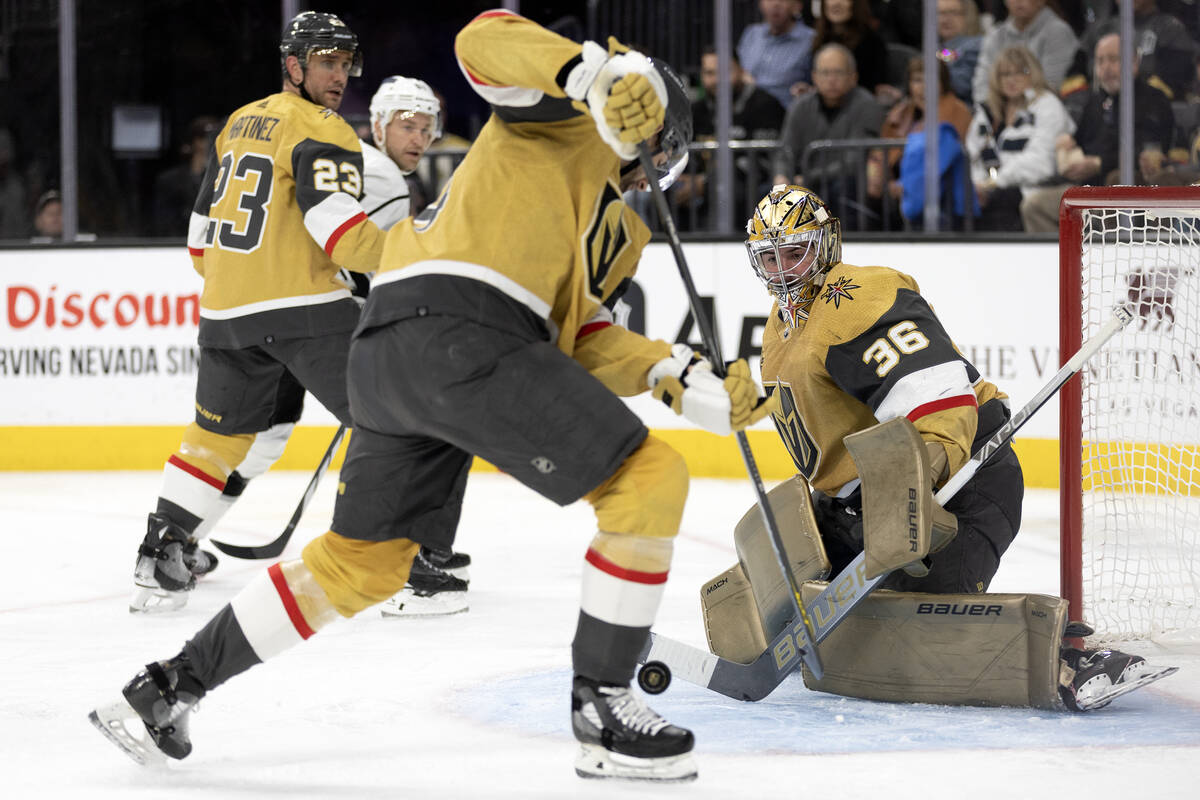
top-left (638, 304), bottom-right (1136, 701)
top-left (638, 143), bottom-right (824, 680)
top-left (211, 424), bottom-right (348, 560)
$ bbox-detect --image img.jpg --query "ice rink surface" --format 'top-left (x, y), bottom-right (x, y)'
top-left (2, 469), bottom-right (1198, 799)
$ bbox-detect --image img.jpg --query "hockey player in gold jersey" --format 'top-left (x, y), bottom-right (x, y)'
top-left (699, 184), bottom-right (1168, 713)
top-left (92, 10), bottom-right (776, 781)
top-left (129, 11), bottom-right (386, 613)
top-left (747, 183), bottom-right (1022, 593)
top-left (195, 75), bottom-right (475, 618)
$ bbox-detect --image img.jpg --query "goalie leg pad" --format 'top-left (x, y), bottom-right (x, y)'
top-left (699, 562), bottom-right (768, 664)
top-left (798, 584), bottom-right (1068, 709)
top-left (732, 475), bottom-right (830, 641)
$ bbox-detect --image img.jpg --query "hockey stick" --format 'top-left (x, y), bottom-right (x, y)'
top-left (638, 304), bottom-right (1135, 701)
top-left (637, 143), bottom-right (823, 680)
top-left (211, 424), bottom-right (348, 559)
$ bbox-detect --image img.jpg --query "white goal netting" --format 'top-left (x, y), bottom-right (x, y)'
top-left (1075, 206), bottom-right (1200, 644)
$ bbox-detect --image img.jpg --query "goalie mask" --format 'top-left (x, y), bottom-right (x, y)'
top-left (745, 185), bottom-right (842, 327)
top-left (280, 11), bottom-right (363, 79)
top-left (370, 76), bottom-right (443, 167)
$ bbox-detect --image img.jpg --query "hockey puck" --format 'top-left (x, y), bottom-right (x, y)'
top-left (636, 661), bottom-right (671, 694)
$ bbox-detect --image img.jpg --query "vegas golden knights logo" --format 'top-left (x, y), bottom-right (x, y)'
top-left (767, 381), bottom-right (819, 478)
top-left (583, 182), bottom-right (629, 300)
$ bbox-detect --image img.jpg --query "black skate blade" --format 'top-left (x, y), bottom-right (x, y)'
top-left (1076, 665), bottom-right (1179, 711)
top-left (88, 701), bottom-right (168, 767)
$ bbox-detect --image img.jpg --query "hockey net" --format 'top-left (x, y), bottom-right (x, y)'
top-left (1059, 186), bottom-right (1200, 645)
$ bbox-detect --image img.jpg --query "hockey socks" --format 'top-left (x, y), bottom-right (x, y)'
top-left (183, 562), bottom-right (336, 689)
top-left (572, 545), bottom-right (668, 683)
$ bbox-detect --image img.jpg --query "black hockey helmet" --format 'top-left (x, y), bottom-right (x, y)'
top-left (280, 11), bottom-right (363, 78)
top-left (647, 58), bottom-right (693, 190)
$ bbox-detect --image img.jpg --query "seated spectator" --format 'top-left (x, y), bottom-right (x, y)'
top-left (31, 190), bottom-right (62, 242)
top-left (1022, 32), bottom-right (1177, 230)
top-left (966, 45), bottom-right (1076, 231)
top-left (737, 0), bottom-right (816, 108)
top-left (675, 46), bottom-right (786, 228)
top-left (152, 116), bottom-right (220, 236)
top-left (973, 0), bottom-right (1078, 103)
top-left (868, 57), bottom-right (973, 215)
top-left (774, 42), bottom-right (883, 227)
top-left (1071, 0), bottom-right (1197, 101)
top-left (938, 0), bottom-right (984, 104)
top-left (691, 46), bottom-right (788, 139)
top-left (813, 0), bottom-right (902, 105)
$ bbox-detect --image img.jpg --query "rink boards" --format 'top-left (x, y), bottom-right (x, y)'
top-left (0, 240), bottom-right (1065, 482)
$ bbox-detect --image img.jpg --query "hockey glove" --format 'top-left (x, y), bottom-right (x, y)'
top-left (647, 344), bottom-right (778, 436)
top-left (563, 39), bottom-right (667, 160)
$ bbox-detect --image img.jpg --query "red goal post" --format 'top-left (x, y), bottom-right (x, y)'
top-left (1059, 185), bottom-right (1200, 645)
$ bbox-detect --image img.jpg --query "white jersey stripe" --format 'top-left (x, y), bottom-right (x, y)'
top-left (199, 288), bottom-right (352, 320)
top-left (873, 361), bottom-right (976, 423)
top-left (372, 259), bottom-right (554, 320)
top-left (186, 212), bottom-right (209, 253)
top-left (303, 192), bottom-right (370, 253)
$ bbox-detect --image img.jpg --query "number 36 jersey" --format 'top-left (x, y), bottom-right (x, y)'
top-left (186, 91), bottom-right (385, 348)
top-left (761, 264), bottom-right (1005, 496)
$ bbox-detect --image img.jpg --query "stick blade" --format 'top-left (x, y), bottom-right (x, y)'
top-left (209, 537), bottom-right (287, 560)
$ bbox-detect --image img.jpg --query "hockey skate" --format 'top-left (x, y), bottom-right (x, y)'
top-left (182, 539), bottom-right (219, 579)
top-left (88, 655), bottom-right (207, 766)
top-left (1059, 647), bottom-right (1179, 711)
top-left (420, 544), bottom-right (471, 580)
top-left (380, 548), bottom-right (469, 617)
top-left (130, 513), bottom-right (197, 613)
top-left (571, 676), bottom-right (697, 782)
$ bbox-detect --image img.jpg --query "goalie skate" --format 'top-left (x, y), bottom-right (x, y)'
top-left (380, 549), bottom-right (468, 618)
top-left (1060, 648), bottom-right (1179, 711)
top-left (571, 677), bottom-right (697, 782)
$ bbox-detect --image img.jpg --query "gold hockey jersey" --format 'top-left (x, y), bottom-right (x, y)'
top-left (362, 10), bottom-right (671, 396)
top-left (186, 91), bottom-right (385, 348)
top-left (761, 264), bottom-right (1005, 495)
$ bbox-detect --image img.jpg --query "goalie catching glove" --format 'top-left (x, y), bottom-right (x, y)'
top-left (563, 38), bottom-right (667, 160)
top-left (648, 344), bottom-right (778, 435)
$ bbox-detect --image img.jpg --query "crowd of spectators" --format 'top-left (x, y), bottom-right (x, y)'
top-left (700, 0), bottom-right (1200, 232)
top-left (8, 0), bottom-right (1200, 240)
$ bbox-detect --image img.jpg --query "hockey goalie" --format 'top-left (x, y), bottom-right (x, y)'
top-left (697, 185), bottom-right (1176, 713)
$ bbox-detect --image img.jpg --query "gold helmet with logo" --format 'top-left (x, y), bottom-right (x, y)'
top-left (745, 184), bottom-right (841, 327)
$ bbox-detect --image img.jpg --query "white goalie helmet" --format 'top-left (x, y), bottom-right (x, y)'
top-left (370, 76), bottom-right (443, 150)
